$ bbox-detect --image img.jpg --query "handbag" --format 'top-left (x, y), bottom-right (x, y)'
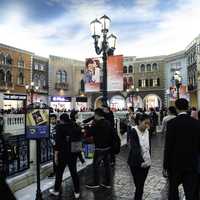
top-left (71, 141), bottom-right (82, 153)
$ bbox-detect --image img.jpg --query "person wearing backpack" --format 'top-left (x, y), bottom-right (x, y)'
top-left (49, 113), bottom-right (80, 199)
top-left (128, 113), bottom-right (151, 200)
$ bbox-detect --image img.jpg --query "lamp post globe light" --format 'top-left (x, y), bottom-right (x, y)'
top-left (90, 15), bottom-right (117, 106)
top-left (173, 71), bottom-right (182, 99)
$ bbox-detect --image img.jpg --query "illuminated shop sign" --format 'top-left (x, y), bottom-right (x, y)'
top-left (51, 96), bottom-right (71, 102)
top-left (4, 94), bottom-right (27, 100)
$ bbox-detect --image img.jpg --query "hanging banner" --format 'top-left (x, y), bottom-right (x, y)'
top-left (169, 85), bottom-right (189, 101)
top-left (180, 85), bottom-right (189, 100)
top-left (107, 55), bottom-right (123, 91)
top-left (85, 58), bottom-right (101, 92)
top-left (26, 108), bottom-right (49, 139)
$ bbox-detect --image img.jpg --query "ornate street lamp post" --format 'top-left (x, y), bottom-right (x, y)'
top-left (173, 71), bottom-right (182, 99)
top-left (90, 15), bottom-right (117, 106)
top-left (25, 82), bottom-right (43, 200)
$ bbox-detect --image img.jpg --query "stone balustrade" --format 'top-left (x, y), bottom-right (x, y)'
top-left (4, 114), bottom-right (25, 135)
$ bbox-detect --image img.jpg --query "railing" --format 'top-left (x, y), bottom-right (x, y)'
top-left (4, 114), bottom-right (25, 135)
top-left (40, 138), bottom-right (53, 164)
top-left (6, 134), bottom-right (29, 177)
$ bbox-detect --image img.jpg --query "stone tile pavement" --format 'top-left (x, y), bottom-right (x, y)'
top-left (43, 134), bottom-right (185, 200)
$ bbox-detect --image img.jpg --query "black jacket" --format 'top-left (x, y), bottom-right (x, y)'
top-left (104, 111), bottom-right (115, 128)
top-left (55, 121), bottom-right (82, 157)
top-left (128, 128), bottom-right (151, 167)
top-left (88, 119), bottom-right (113, 149)
top-left (163, 114), bottom-right (200, 173)
top-left (0, 135), bottom-right (7, 177)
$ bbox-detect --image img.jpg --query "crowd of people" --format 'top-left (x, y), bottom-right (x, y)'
top-left (0, 99), bottom-right (200, 200)
top-left (126, 99), bottom-right (200, 200)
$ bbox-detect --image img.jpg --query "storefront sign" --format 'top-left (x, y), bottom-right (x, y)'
top-left (26, 108), bottom-right (49, 139)
top-left (4, 94), bottom-right (27, 100)
top-left (107, 55), bottom-right (123, 91)
top-left (85, 58), bottom-right (101, 92)
top-left (51, 96), bottom-right (71, 102)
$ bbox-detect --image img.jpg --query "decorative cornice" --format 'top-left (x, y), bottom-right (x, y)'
top-left (0, 43), bottom-right (34, 55)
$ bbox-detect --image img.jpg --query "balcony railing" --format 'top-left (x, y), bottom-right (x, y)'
top-left (55, 82), bottom-right (69, 90)
top-left (4, 114), bottom-right (25, 135)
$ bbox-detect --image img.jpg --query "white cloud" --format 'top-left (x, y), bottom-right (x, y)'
top-left (0, 0), bottom-right (200, 60)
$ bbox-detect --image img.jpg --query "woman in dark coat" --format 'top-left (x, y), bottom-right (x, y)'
top-left (128, 113), bottom-right (151, 200)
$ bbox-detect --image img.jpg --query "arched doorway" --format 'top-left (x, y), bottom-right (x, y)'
top-left (126, 95), bottom-right (143, 110)
top-left (110, 95), bottom-right (126, 111)
top-left (143, 94), bottom-right (162, 110)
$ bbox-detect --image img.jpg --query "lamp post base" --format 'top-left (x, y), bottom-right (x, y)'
top-left (35, 190), bottom-right (43, 200)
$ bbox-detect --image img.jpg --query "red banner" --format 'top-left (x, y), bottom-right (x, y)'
top-left (107, 55), bottom-right (123, 91)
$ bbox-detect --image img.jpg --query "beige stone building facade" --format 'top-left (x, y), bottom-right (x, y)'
top-left (48, 55), bottom-right (86, 111)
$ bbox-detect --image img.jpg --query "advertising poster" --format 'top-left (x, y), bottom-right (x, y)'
top-left (85, 58), bottom-right (101, 92)
top-left (169, 86), bottom-right (177, 101)
top-left (26, 109), bottom-right (49, 139)
top-left (180, 85), bottom-right (189, 100)
top-left (107, 55), bottom-right (123, 91)
top-left (169, 85), bottom-right (189, 101)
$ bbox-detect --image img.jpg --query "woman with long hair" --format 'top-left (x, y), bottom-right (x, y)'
top-left (128, 113), bottom-right (151, 200)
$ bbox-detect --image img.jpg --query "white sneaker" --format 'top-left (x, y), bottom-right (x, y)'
top-left (74, 192), bottom-right (80, 199)
top-left (49, 188), bottom-right (59, 196)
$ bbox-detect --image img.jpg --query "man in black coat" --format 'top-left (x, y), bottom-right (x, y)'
top-left (163, 98), bottom-right (200, 200)
top-left (85, 108), bottom-right (113, 189)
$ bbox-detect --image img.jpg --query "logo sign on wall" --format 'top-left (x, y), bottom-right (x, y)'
top-left (26, 108), bottom-right (49, 139)
top-left (85, 58), bottom-right (101, 92)
top-left (107, 55), bottom-right (123, 91)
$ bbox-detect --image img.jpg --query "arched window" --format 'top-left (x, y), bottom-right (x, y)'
top-left (140, 64), bottom-right (145, 72)
top-left (123, 77), bottom-right (127, 90)
top-left (129, 65), bottom-right (133, 73)
top-left (138, 80), bottom-right (142, 87)
top-left (152, 63), bottom-right (158, 71)
top-left (0, 70), bottom-right (5, 85)
top-left (6, 54), bottom-right (12, 65)
top-left (150, 79), bottom-right (153, 87)
top-left (123, 66), bottom-right (127, 73)
top-left (80, 79), bottom-right (84, 91)
top-left (0, 53), bottom-right (5, 65)
top-left (18, 72), bottom-right (24, 85)
top-left (146, 64), bottom-right (151, 72)
top-left (33, 75), bottom-right (39, 86)
top-left (145, 79), bottom-right (149, 87)
top-left (18, 56), bottom-right (24, 68)
top-left (128, 77), bottom-right (133, 86)
top-left (56, 71), bottom-right (62, 83)
top-left (61, 70), bottom-right (67, 83)
top-left (6, 71), bottom-right (12, 85)
top-left (157, 78), bottom-right (160, 86)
